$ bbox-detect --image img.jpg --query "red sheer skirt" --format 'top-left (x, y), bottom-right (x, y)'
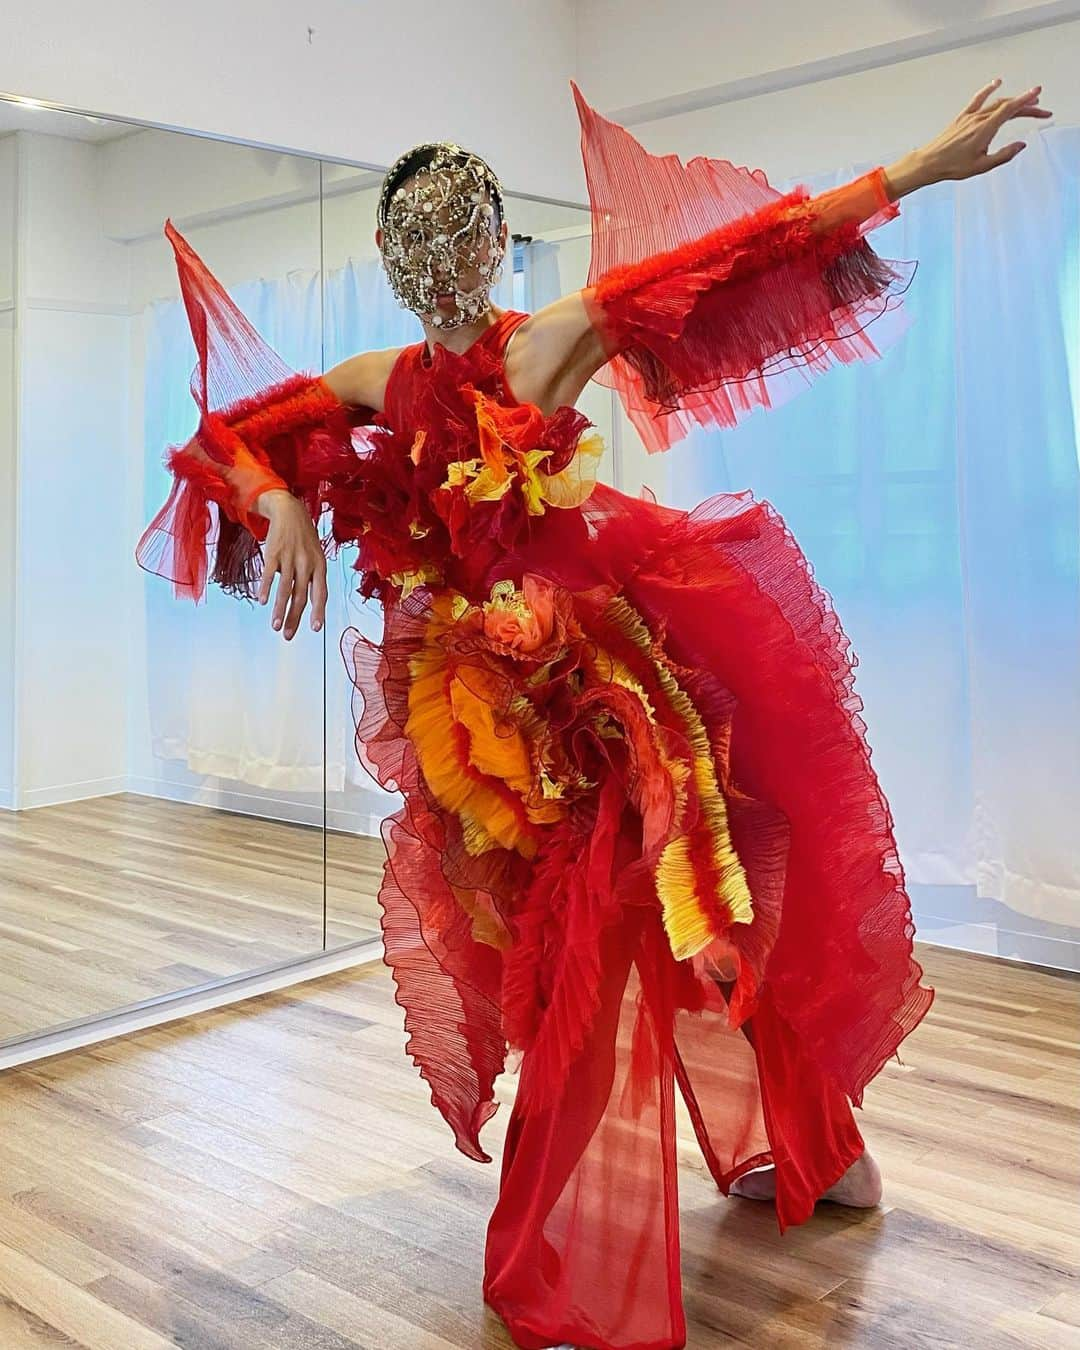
top-left (342, 480), bottom-right (933, 1350)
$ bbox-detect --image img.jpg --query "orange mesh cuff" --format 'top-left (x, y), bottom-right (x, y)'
top-left (807, 168), bottom-right (899, 236)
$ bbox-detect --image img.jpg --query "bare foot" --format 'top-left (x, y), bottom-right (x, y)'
top-left (728, 1166), bottom-right (779, 1201)
top-left (821, 1150), bottom-right (882, 1206)
top-left (730, 1150), bottom-right (883, 1208)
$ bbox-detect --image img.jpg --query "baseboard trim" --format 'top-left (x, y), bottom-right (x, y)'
top-left (0, 938), bottom-right (385, 1071)
top-left (917, 932), bottom-right (1080, 976)
top-left (5, 775), bottom-right (128, 811)
top-left (124, 779), bottom-right (390, 837)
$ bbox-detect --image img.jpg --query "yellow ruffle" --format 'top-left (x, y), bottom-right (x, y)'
top-left (599, 596), bottom-right (753, 960)
top-left (442, 397), bottom-right (604, 515)
top-left (406, 595), bottom-right (542, 859)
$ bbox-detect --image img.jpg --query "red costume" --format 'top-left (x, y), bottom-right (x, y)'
top-left (138, 85), bottom-right (932, 1350)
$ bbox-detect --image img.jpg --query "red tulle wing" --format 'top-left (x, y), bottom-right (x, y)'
top-left (572, 82), bottom-right (915, 451)
top-left (137, 221), bottom-right (370, 600)
top-left (164, 218), bottom-right (297, 416)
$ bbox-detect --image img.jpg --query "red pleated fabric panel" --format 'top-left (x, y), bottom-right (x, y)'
top-left (573, 82), bottom-right (915, 451)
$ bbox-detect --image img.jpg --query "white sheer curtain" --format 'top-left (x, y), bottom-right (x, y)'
top-left (517, 240), bottom-right (561, 312)
top-left (665, 126), bottom-right (1080, 953)
top-left (143, 266), bottom-right (337, 794)
top-left (143, 236), bottom-right (562, 802)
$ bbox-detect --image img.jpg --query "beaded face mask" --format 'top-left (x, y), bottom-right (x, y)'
top-left (378, 143), bottom-right (506, 329)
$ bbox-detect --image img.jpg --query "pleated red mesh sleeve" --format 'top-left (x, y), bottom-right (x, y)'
top-left (572, 82), bottom-right (915, 452)
top-left (136, 220), bottom-right (370, 602)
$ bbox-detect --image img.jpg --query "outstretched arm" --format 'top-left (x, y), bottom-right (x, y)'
top-left (139, 372), bottom-right (349, 613)
top-left (509, 80), bottom-right (1050, 424)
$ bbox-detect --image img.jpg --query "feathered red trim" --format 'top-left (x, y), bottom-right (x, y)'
top-left (137, 374), bottom-right (364, 601)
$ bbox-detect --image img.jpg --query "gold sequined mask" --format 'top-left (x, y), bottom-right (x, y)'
top-left (378, 143), bottom-right (506, 329)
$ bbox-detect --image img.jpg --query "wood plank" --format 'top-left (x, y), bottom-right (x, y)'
top-left (0, 943), bottom-right (1073, 1347)
top-left (0, 1239), bottom-right (173, 1350)
top-left (0, 793), bottom-right (384, 1040)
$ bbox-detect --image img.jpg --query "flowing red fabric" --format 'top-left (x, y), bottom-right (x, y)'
top-left (334, 324), bottom-right (932, 1347)
top-left (138, 87), bottom-right (934, 1346)
top-left (573, 81), bottom-right (916, 451)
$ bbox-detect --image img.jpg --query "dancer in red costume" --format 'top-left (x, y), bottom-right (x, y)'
top-left (138, 79), bottom-right (1049, 1350)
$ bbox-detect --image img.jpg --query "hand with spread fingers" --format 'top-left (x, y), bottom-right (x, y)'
top-left (884, 78), bottom-right (1053, 200)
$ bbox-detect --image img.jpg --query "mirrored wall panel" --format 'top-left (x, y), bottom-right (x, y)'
top-left (0, 104), bottom-right (329, 1041)
top-left (0, 96), bottom-right (606, 1049)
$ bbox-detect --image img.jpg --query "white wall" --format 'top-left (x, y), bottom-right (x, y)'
top-left (0, 136), bottom-right (16, 808)
top-left (13, 134), bottom-right (132, 807)
top-left (613, 18), bottom-right (1080, 185)
top-left (576, 0), bottom-right (1079, 121)
top-left (1, 0), bottom-right (584, 204)
top-left (19, 309), bottom-right (131, 805)
top-left (8, 1), bottom-right (1075, 212)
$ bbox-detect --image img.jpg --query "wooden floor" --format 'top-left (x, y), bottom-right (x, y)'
top-left (0, 945), bottom-right (1075, 1348)
top-left (0, 794), bottom-right (385, 1041)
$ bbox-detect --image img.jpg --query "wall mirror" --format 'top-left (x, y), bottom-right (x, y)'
top-left (0, 95), bottom-right (604, 1054)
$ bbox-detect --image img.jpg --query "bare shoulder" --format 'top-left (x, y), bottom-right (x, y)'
top-left (510, 291), bottom-right (599, 371)
top-left (322, 346), bottom-right (405, 413)
top-left (505, 289), bottom-right (608, 413)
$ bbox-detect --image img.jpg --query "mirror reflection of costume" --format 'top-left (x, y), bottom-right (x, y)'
top-left (139, 83), bottom-right (930, 1350)
top-left (377, 142), bottom-right (505, 328)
